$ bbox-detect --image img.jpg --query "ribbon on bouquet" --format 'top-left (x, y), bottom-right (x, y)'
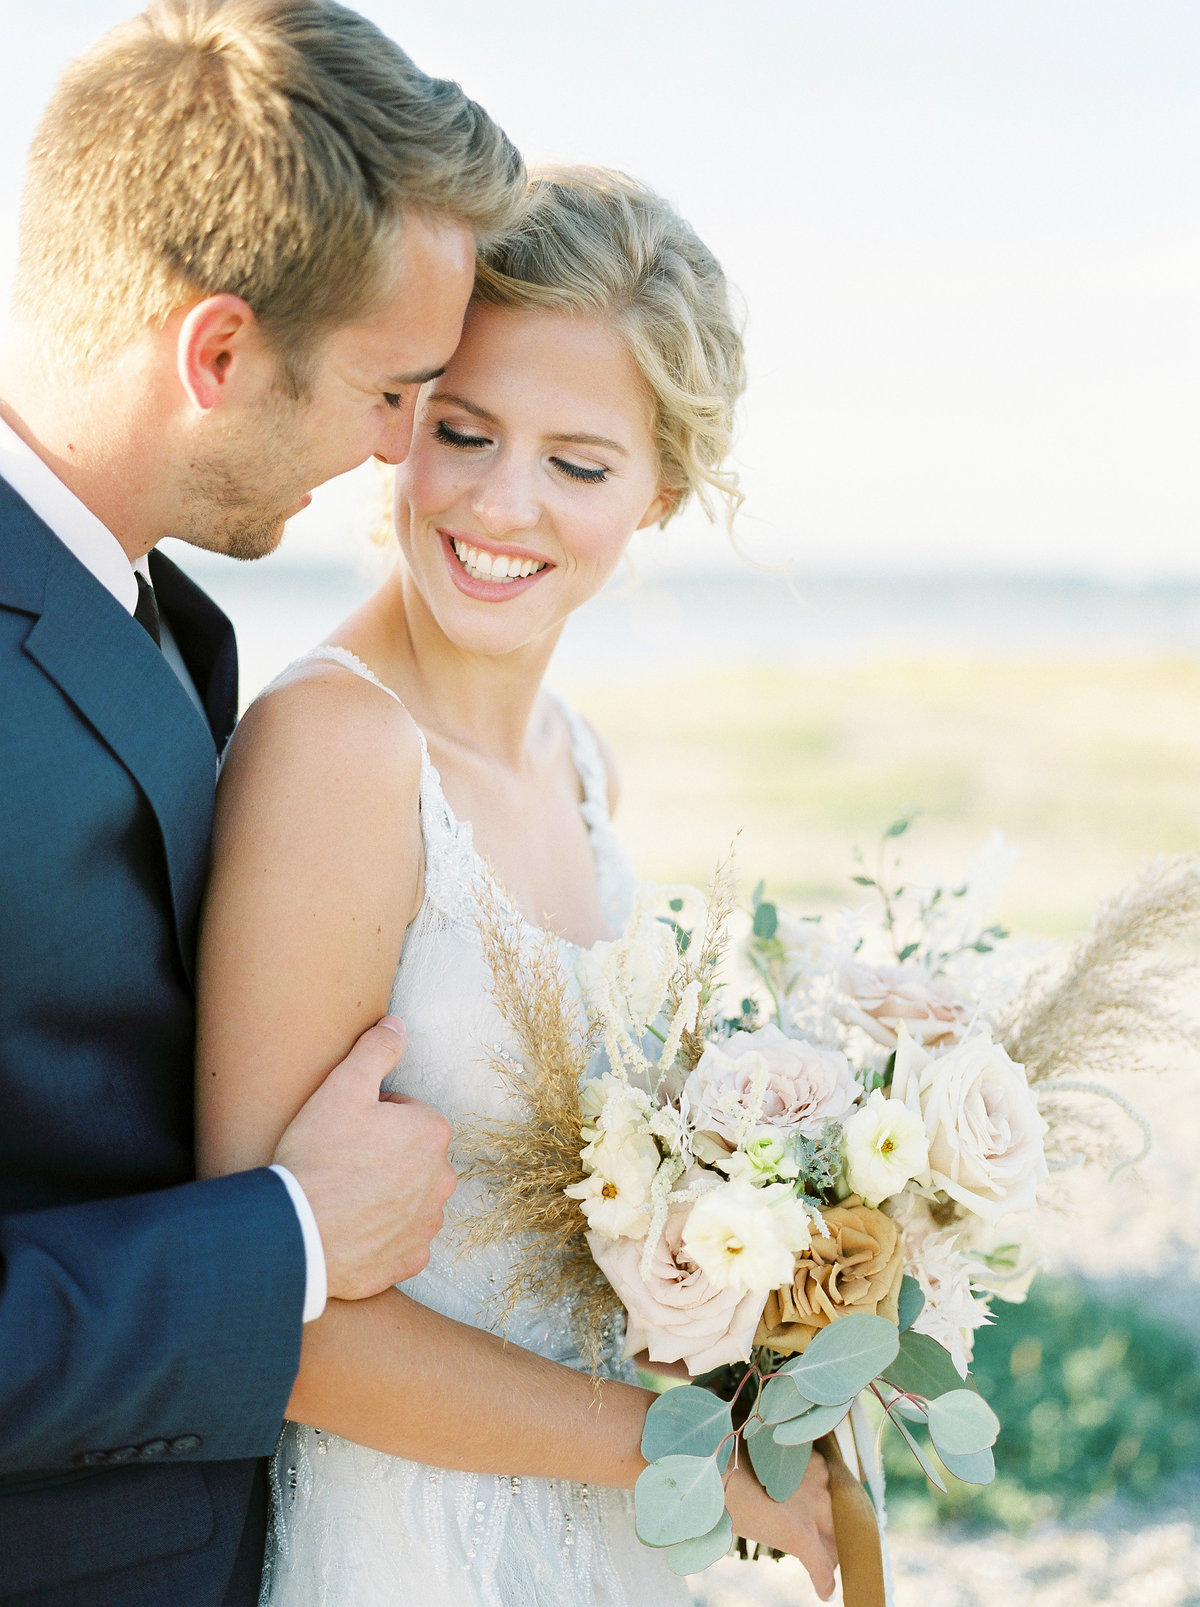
top-left (816, 1421), bottom-right (889, 1607)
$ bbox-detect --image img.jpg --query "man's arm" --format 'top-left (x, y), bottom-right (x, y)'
top-left (0, 1169), bottom-right (304, 1474)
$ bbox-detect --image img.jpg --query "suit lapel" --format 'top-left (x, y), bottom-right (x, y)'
top-left (3, 481), bottom-right (217, 987)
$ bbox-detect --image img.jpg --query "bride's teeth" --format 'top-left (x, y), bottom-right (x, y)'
top-left (449, 537), bottom-right (547, 583)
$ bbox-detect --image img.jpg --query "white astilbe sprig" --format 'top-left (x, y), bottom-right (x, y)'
top-left (637, 1155), bottom-right (691, 1282)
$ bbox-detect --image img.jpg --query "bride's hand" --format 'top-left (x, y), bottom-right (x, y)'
top-left (725, 1452), bottom-right (838, 1601)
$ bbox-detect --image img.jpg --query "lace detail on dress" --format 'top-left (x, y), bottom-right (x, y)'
top-left (254, 650), bottom-right (684, 1607)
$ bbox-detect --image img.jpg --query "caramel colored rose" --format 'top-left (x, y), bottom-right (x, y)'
top-left (754, 1199), bottom-right (904, 1355)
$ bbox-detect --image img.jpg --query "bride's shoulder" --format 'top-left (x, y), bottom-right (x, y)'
top-left (219, 649), bottom-right (424, 824)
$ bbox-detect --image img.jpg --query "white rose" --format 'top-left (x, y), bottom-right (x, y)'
top-left (588, 1200), bottom-right (767, 1375)
top-left (890, 1025), bottom-right (1048, 1221)
top-left (683, 1024), bottom-right (859, 1146)
top-left (841, 1089), bottom-right (930, 1207)
top-left (681, 1179), bottom-right (812, 1296)
top-left (565, 1129), bottom-right (661, 1240)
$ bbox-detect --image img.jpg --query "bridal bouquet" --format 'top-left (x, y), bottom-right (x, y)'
top-left (464, 828), bottom-right (1200, 1599)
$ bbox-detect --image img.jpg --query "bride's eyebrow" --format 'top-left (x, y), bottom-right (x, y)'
top-left (431, 392), bottom-right (627, 457)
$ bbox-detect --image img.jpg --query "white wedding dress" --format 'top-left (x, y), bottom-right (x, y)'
top-left (259, 648), bottom-right (692, 1607)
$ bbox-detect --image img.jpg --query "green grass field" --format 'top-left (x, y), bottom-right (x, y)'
top-left (564, 656), bottom-right (1200, 938)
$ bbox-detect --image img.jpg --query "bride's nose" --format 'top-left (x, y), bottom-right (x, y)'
top-left (469, 452), bottom-right (540, 537)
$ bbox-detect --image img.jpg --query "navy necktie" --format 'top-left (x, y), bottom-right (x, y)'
top-left (134, 572), bottom-right (161, 648)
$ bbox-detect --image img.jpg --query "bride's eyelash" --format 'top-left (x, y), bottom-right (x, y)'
top-left (435, 419), bottom-right (608, 483)
top-left (551, 458), bottom-right (608, 484)
top-left (435, 419), bottom-right (490, 448)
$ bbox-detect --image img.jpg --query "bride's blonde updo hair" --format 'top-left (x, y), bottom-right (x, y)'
top-left (473, 166), bottom-right (745, 526)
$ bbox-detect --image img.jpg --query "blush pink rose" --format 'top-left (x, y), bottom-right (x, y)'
top-left (837, 962), bottom-right (970, 1050)
top-left (683, 1024), bottom-right (859, 1143)
top-left (587, 1199), bottom-right (768, 1375)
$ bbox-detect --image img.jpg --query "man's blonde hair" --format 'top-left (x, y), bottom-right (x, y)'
top-left (474, 167), bottom-right (744, 525)
top-left (14, 0), bottom-right (525, 383)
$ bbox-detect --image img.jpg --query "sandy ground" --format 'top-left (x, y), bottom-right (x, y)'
top-left (691, 1051), bottom-right (1200, 1607)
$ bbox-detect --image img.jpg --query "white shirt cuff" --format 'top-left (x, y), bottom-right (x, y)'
top-left (270, 1164), bottom-right (328, 1323)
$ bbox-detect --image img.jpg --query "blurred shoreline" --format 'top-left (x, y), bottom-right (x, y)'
top-left (164, 546), bottom-right (1200, 704)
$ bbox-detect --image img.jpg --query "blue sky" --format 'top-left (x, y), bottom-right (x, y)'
top-left (1, 0), bottom-right (1197, 578)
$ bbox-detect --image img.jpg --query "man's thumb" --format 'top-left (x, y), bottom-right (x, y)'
top-left (334, 1016), bottom-right (408, 1093)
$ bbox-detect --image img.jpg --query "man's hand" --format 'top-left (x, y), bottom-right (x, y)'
top-left (273, 1017), bottom-right (456, 1300)
top-left (726, 1451), bottom-right (838, 1600)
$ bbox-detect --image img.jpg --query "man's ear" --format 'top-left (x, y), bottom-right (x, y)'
top-left (176, 294), bottom-right (260, 413)
top-left (636, 486), bottom-right (680, 530)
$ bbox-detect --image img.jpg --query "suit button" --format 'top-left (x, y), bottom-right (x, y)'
top-left (168, 1434), bottom-right (202, 1454)
top-left (108, 1446), bottom-right (139, 1463)
top-left (138, 1439), bottom-right (169, 1459)
top-left (74, 1450), bottom-right (109, 1467)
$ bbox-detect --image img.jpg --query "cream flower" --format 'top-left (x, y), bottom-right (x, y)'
top-left (579, 1073), bottom-right (652, 1145)
top-left (718, 1126), bottom-right (800, 1186)
top-left (908, 1229), bottom-right (994, 1377)
top-left (683, 1025), bottom-right (859, 1146)
top-left (890, 1025), bottom-right (1048, 1220)
top-left (588, 1201), bottom-right (767, 1375)
top-left (837, 962), bottom-right (971, 1051)
top-left (680, 1178), bottom-right (812, 1296)
top-left (565, 1129), bottom-right (661, 1240)
top-left (841, 1088), bottom-right (930, 1207)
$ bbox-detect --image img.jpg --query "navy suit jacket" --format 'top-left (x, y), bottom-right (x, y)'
top-left (0, 475), bottom-right (307, 1605)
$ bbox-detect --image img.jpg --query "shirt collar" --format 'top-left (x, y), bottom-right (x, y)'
top-left (0, 411), bottom-right (141, 613)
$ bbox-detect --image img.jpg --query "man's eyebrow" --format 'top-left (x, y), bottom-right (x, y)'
top-left (431, 393), bottom-right (628, 455)
top-left (384, 365), bottom-right (447, 387)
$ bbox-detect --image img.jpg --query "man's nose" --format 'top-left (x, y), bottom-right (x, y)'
top-left (374, 392), bottom-right (419, 466)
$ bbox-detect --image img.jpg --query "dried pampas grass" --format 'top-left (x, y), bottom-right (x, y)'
top-left (1001, 854), bottom-right (1200, 1173)
top-left (457, 878), bottom-right (621, 1371)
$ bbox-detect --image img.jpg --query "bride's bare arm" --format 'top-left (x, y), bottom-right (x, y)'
top-left (197, 666), bottom-right (426, 1177)
top-left (196, 669), bottom-right (836, 1599)
top-left (290, 1290), bottom-right (835, 1595)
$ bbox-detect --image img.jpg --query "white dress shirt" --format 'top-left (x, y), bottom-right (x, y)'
top-left (0, 412), bottom-right (327, 1322)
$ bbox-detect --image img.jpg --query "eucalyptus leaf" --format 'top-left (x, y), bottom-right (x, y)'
top-left (753, 902), bottom-right (778, 940)
top-left (759, 1374), bottom-right (813, 1425)
top-left (748, 1425), bottom-right (813, 1502)
top-left (772, 1399), bottom-right (853, 1445)
top-left (666, 1510), bottom-right (733, 1575)
top-left (785, 1313), bottom-right (900, 1405)
top-left (888, 1411), bottom-right (947, 1493)
top-left (897, 1276), bottom-right (926, 1333)
top-left (887, 1395), bottom-right (928, 1424)
top-left (926, 1391), bottom-right (1000, 1457)
top-left (641, 1386), bottom-right (734, 1472)
top-left (882, 1330), bottom-right (973, 1402)
top-left (635, 1456), bottom-right (727, 1548)
top-left (937, 1444), bottom-right (997, 1486)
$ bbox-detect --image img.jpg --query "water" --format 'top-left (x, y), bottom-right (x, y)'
top-left (162, 542), bottom-right (1200, 706)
